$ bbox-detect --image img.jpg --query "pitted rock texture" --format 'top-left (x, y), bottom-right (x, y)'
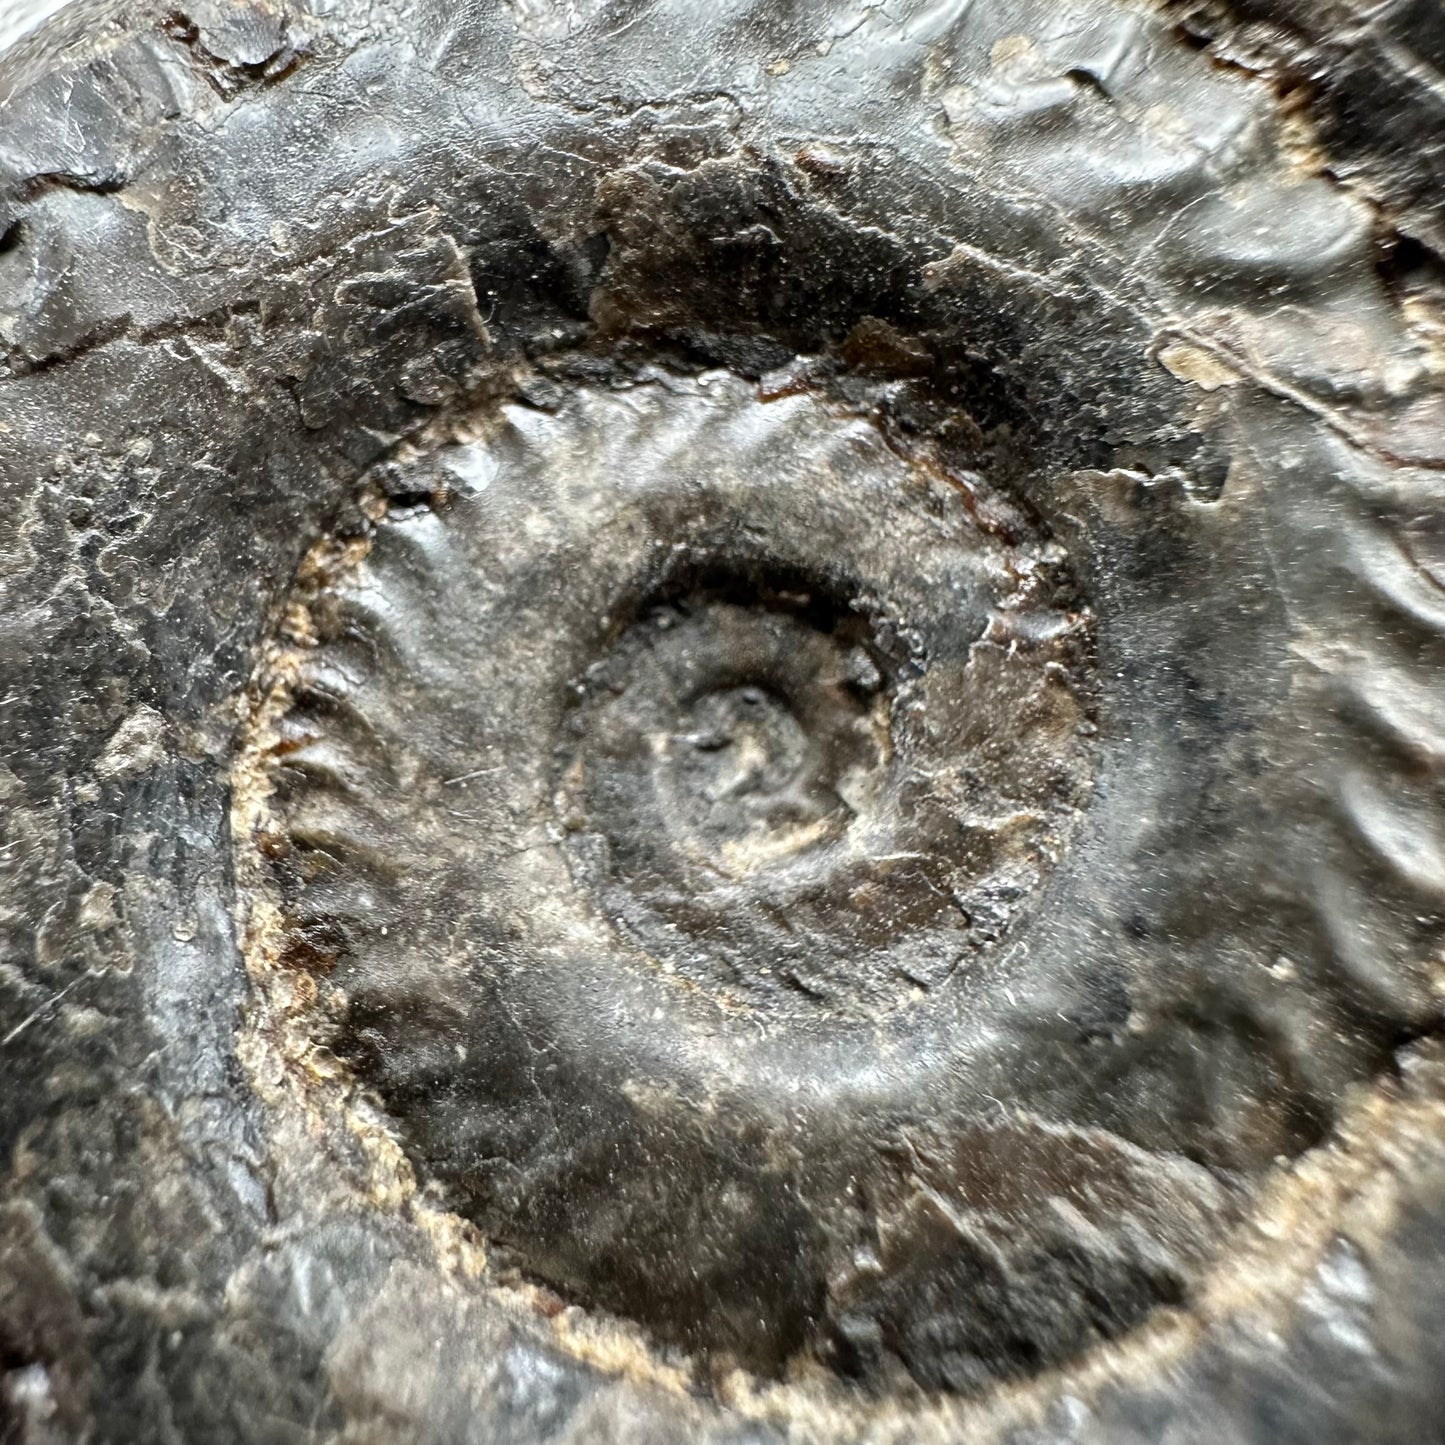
top-left (3, 0), bottom-right (1445, 1441)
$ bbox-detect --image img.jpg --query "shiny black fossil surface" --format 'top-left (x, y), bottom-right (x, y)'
top-left (2, 0), bottom-right (1445, 1440)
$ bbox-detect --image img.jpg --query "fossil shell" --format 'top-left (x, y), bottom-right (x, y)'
top-left (3, 0), bottom-right (1445, 1439)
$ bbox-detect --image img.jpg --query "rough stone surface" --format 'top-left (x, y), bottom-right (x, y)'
top-left (2, 0), bottom-right (1444, 1441)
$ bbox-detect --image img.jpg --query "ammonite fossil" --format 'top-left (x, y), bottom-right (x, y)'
top-left (2, 0), bottom-right (1445, 1440)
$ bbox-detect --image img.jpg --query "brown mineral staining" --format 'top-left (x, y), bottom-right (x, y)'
top-left (1157, 341), bottom-right (1242, 392)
